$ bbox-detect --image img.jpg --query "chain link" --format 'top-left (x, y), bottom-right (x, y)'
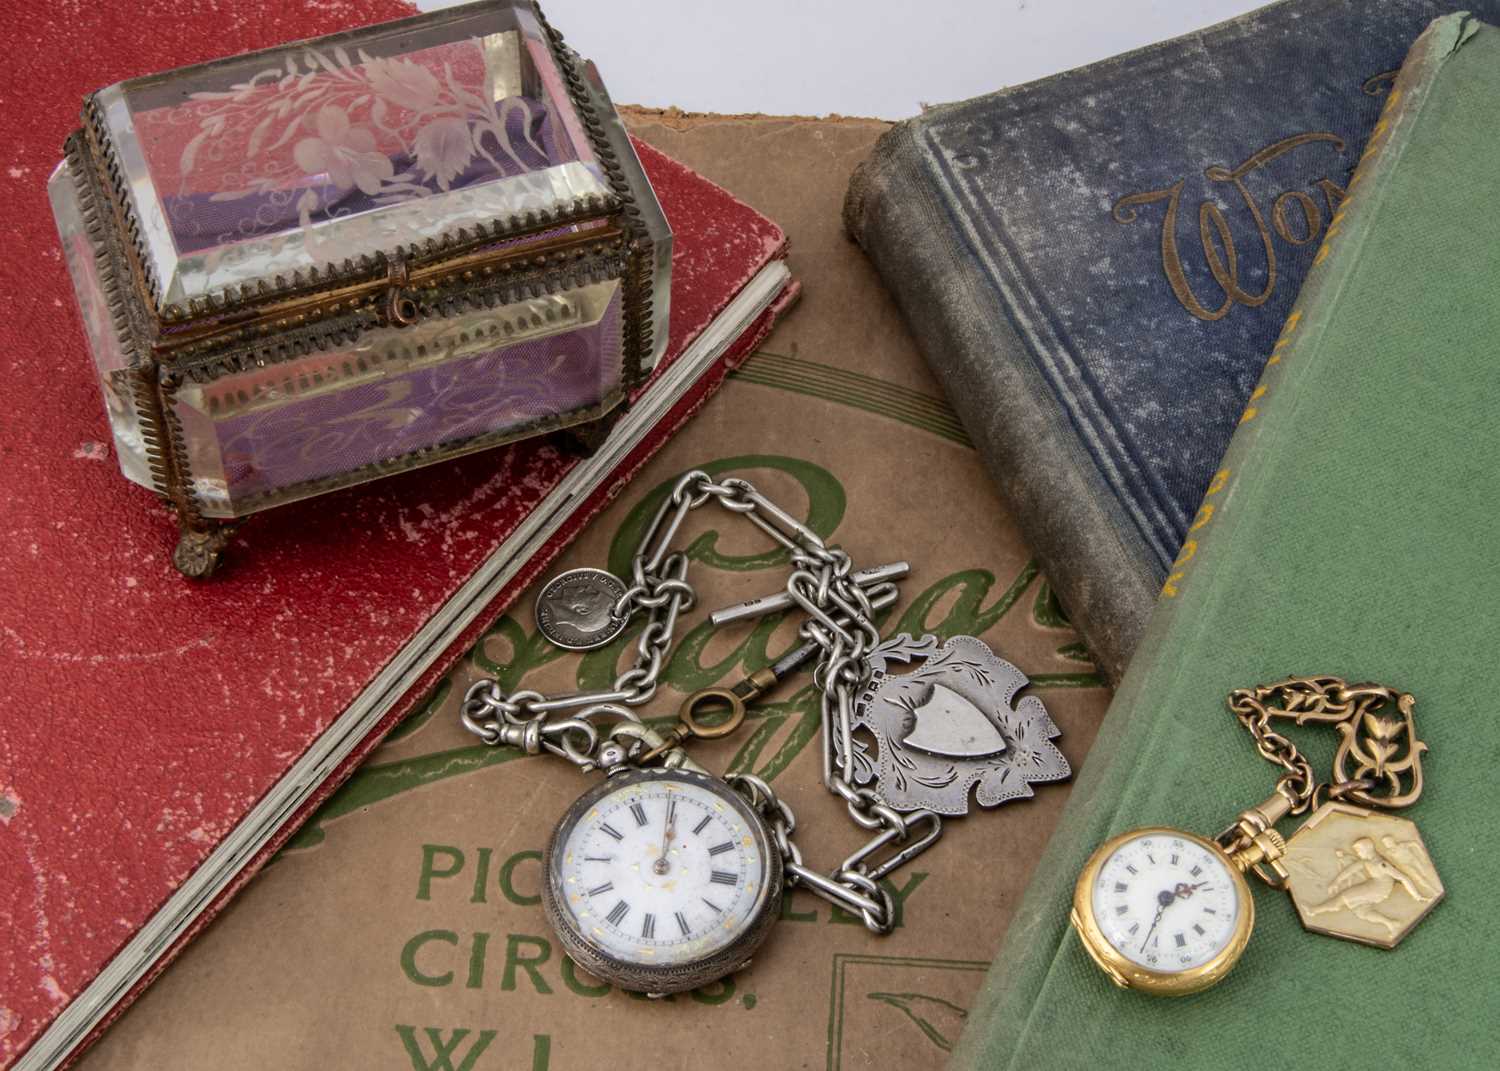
top-left (460, 469), bottom-right (940, 932)
top-left (1227, 675), bottom-right (1424, 815)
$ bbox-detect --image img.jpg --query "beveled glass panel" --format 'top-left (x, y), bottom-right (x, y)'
top-left (173, 278), bottom-right (623, 517)
top-left (102, 1), bottom-right (610, 306)
top-left (48, 160), bottom-right (155, 491)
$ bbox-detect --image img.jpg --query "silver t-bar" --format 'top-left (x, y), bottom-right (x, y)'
top-left (709, 561), bottom-right (910, 627)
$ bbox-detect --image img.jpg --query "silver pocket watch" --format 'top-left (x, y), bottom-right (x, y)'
top-left (543, 766), bottom-right (783, 994)
top-left (461, 469), bottom-right (1073, 995)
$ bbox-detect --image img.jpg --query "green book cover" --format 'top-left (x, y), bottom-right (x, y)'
top-left (953, 14), bottom-right (1500, 1068)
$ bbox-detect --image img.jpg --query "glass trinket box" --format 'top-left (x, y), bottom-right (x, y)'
top-left (49, 0), bottom-right (670, 577)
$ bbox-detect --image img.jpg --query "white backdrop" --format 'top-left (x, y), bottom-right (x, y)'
top-left (416, 0), bottom-right (1268, 119)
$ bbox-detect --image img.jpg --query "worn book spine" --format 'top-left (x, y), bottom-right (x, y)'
top-left (844, 136), bottom-right (1159, 686)
top-left (948, 15), bottom-right (1490, 1068)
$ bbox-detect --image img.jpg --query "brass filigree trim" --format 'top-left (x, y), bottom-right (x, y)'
top-left (166, 246), bottom-right (628, 384)
top-left (534, 2), bottom-right (655, 382)
top-left (62, 131), bottom-right (171, 499)
top-left (155, 231), bottom-right (627, 368)
top-left (75, 0), bottom-right (637, 326)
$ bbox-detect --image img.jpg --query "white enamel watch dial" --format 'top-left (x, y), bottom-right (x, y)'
top-left (1071, 827), bottom-right (1253, 995)
top-left (543, 767), bottom-right (781, 994)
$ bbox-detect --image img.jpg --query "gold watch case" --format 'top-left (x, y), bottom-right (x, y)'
top-left (1070, 826), bottom-right (1254, 996)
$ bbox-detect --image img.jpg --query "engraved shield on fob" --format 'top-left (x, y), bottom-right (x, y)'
top-left (842, 634), bottom-right (1071, 815)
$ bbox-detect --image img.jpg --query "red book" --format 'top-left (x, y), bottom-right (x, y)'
top-left (0, 7), bottom-right (797, 1069)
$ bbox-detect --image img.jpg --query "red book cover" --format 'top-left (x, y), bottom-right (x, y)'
top-left (0, 3), bottom-right (798, 1068)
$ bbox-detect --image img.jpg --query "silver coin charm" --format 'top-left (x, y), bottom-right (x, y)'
top-left (841, 634), bottom-right (1071, 816)
top-left (535, 568), bottom-right (629, 650)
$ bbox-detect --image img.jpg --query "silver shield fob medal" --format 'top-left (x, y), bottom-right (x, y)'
top-left (842, 635), bottom-right (1071, 816)
top-left (465, 469), bottom-right (1073, 996)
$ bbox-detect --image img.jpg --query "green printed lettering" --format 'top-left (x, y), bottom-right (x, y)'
top-left (394, 1025), bottom-right (496, 1071)
top-left (401, 930), bottom-right (458, 988)
top-left (779, 889), bottom-right (818, 923)
top-left (502, 934), bottom-right (553, 994)
top-left (1031, 580), bottom-right (1072, 628)
top-left (499, 849), bottom-right (541, 906)
top-left (690, 977), bottom-right (737, 1005)
top-left (417, 845), bottom-right (465, 901)
top-left (661, 612), bottom-right (785, 695)
top-left (883, 871), bottom-right (929, 928)
top-left (531, 1035), bottom-right (551, 1071)
top-left (466, 932), bottom-right (489, 989)
top-left (471, 613), bottom-right (566, 690)
top-left (471, 847), bottom-right (492, 904)
top-left (726, 687), bottom-right (820, 782)
top-left (605, 456), bottom-right (846, 579)
top-left (893, 564), bottom-right (1039, 642)
top-left (560, 956), bottom-right (611, 997)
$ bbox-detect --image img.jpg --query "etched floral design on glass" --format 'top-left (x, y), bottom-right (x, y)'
top-left (102, 4), bottom-right (611, 304)
top-left (50, 1), bottom-right (673, 528)
top-left (170, 280), bottom-right (624, 516)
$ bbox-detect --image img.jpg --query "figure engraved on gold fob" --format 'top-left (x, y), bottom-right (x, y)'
top-left (1071, 677), bottom-right (1440, 995)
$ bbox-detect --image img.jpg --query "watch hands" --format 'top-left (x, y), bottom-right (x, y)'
top-left (1140, 873), bottom-right (1219, 949)
top-left (652, 802), bottom-right (676, 876)
top-left (1139, 888), bottom-right (1175, 951)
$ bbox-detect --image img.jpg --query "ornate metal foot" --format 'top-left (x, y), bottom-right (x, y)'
top-left (172, 523), bottom-right (235, 578)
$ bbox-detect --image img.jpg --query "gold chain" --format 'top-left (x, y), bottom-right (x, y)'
top-left (1227, 675), bottom-right (1428, 815)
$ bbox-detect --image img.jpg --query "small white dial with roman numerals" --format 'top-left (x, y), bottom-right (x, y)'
top-left (552, 773), bottom-right (770, 970)
top-left (1090, 831), bottom-right (1242, 971)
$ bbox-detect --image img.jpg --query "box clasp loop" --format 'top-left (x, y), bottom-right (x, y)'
top-left (384, 253), bottom-right (418, 327)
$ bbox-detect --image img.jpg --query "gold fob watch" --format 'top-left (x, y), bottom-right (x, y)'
top-left (1071, 826), bottom-right (1257, 995)
top-left (1071, 677), bottom-right (1441, 997)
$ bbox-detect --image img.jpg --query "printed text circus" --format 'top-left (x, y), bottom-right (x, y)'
top-left (401, 842), bottom-right (928, 997)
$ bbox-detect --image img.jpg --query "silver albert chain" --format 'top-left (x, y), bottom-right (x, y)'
top-left (460, 470), bottom-right (1070, 995)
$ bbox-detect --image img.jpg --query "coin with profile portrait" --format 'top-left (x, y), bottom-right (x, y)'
top-left (535, 568), bottom-right (629, 650)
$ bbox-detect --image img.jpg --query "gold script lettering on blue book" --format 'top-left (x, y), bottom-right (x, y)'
top-left (1111, 132), bottom-right (1350, 321)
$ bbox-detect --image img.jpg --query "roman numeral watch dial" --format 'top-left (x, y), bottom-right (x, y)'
top-left (1071, 828), bottom-right (1253, 996)
top-left (542, 767), bottom-right (782, 995)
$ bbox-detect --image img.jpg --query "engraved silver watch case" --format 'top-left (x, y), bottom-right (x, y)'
top-left (541, 766), bottom-right (783, 995)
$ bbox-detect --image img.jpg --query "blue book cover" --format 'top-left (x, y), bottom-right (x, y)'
top-left (843, 0), bottom-right (1499, 682)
